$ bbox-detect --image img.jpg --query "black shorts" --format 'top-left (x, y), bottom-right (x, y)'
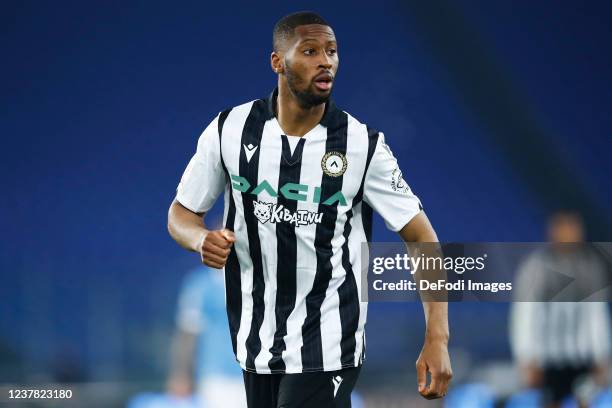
top-left (543, 364), bottom-right (590, 403)
top-left (242, 366), bottom-right (362, 408)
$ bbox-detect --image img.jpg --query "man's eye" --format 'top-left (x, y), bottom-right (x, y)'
top-left (328, 49), bottom-right (337, 55)
top-left (303, 49), bottom-right (315, 55)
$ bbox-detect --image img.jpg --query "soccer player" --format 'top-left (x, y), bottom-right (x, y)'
top-left (168, 11), bottom-right (452, 407)
top-left (510, 211), bottom-right (610, 407)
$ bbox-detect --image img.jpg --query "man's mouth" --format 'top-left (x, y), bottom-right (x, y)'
top-left (313, 72), bottom-right (333, 91)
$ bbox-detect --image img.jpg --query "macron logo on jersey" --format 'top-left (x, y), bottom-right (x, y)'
top-left (243, 143), bottom-right (258, 163)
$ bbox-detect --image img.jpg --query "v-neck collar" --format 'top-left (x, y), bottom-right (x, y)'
top-left (264, 88), bottom-right (339, 140)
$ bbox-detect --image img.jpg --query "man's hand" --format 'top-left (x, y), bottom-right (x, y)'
top-left (166, 373), bottom-right (193, 397)
top-left (593, 363), bottom-right (609, 386)
top-left (199, 229), bottom-right (235, 268)
top-left (416, 338), bottom-right (453, 399)
top-left (521, 361), bottom-right (542, 388)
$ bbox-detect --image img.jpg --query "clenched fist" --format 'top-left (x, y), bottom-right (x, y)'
top-left (198, 229), bottom-right (236, 269)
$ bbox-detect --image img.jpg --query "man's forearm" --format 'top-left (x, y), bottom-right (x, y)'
top-left (423, 301), bottom-right (449, 343)
top-left (399, 212), bottom-right (449, 341)
top-left (400, 212), bottom-right (452, 398)
top-left (169, 329), bottom-right (197, 378)
top-left (168, 199), bottom-right (208, 252)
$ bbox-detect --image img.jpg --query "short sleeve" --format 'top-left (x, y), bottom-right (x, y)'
top-left (175, 115), bottom-right (226, 213)
top-left (363, 132), bottom-right (423, 231)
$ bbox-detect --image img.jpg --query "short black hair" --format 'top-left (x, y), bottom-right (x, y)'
top-left (549, 209), bottom-right (583, 223)
top-left (273, 11), bottom-right (330, 52)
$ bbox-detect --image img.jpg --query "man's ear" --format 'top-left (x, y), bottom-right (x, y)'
top-left (271, 51), bottom-right (283, 74)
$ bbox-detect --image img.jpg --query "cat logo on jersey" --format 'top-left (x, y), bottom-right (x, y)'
top-left (321, 151), bottom-right (347, 177)
top-left (253, 201), bottom-right (323, 226)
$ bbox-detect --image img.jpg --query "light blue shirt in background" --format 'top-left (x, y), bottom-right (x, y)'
top-left (176, 267), bottom-right (241, 380)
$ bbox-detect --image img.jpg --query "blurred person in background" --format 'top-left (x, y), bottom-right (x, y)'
top-left (167, 265), bottom-right (247, 408)
top-left (510, 210), bottom-right (611, 407)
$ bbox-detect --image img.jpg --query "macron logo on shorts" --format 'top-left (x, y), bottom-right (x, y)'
top-left (332, 375), bottom-right (343, 398)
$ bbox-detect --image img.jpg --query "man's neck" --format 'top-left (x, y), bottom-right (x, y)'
top-left (276, 81), bottom-right (326, 136)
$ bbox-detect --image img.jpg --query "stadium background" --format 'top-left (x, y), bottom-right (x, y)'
top-left (1, 0), bottom-right (610, 406)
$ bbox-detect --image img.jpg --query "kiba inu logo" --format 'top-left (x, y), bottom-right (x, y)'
top-left (231, 174), bottom-right (347, 206)
top-left (253, 201), bottom-right (323, 226)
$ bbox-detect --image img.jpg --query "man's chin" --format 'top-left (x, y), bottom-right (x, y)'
top-left (297, 88), bottom-right (332, 108)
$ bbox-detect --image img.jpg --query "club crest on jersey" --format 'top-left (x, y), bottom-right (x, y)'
top-left (253, 200), bottom-right (323, 226)
top-left (321, 151), bottom-right (347, 177)
top-left (391, 167), bottom-right (410, 193)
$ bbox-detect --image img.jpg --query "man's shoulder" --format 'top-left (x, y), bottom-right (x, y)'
top-left (342, 109), bottom-right (381, 136)
top-left (217, 97), bottom-right (263, 117)
top-left (215, 98), bottom-right (383, 137)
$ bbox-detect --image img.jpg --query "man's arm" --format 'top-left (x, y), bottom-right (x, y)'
top-left (168, 200), bottom-right (234, 268)
top-left (166, 328), bottom-right (198, 396)
top-left (398, 212), bottom-right (452, 399)
top-left (357, 130), bottom-right (451, 397)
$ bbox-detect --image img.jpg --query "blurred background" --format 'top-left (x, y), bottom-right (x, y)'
top-left (1, 0), bottom-right (610, 406)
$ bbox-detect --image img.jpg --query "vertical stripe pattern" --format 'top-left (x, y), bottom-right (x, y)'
top-left (300, 107), bottom-right (348, 369)
top-left (252, 120), bottom-right (283, 373)
top-left (268, 136), bottom-right (306, 372)
top-left (240, 100), bottom-right (269, 370)
top-left (357, 126), bottom-right (379, 242)
top-left (203, 90), bottom-right (423, 373)
top-left (218, 108), bottom-right (242, 355)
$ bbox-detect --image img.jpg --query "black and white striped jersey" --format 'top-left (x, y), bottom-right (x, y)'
top-left (176, 88), bottom-right (423, 374)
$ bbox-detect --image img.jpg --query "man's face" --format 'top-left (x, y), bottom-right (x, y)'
top-left (548, 213), bottom-right (584, 243)
top-left (281, 24), bottom-right (338, 108)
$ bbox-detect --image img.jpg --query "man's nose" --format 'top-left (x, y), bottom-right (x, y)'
top-left (318, 53), bottom-right (334, 70)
